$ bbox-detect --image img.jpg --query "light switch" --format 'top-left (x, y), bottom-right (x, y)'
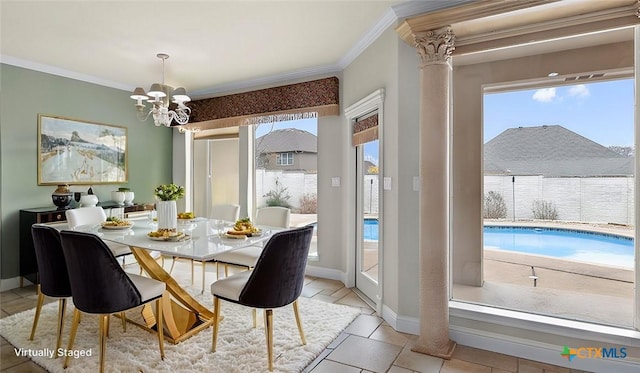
top-left (413, 176), bottom-right (420, 191)
top-left (331, 177), bottom-right (341, 187)
top-left (383, 177), bottom-right (391, 190)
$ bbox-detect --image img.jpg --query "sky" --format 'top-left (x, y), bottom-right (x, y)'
top-left (255, 117), bottom-right (317, 138)
top-left (484, 78), bottom-right (634, 146)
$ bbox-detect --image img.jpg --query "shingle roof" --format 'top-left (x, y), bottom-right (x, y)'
top-left (484, 125), bottom-right (634, 177)
top-left (256, 128), bottom-right (317, 154)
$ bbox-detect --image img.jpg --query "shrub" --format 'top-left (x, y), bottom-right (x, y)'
top-left (298, 193), bottom-right (318, 214)
top-left (532, 199), bottom-right (558, 220)
top-left (484, 191), bottom-right (507, 219)
top-left (265, 178), bottom-right (291, 208)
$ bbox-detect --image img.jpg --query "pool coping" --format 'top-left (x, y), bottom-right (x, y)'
top-left (485, 220), bottom-right (634, 239)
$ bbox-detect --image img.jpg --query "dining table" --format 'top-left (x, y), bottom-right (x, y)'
top-left (44, 217), bottom-right (279, 344)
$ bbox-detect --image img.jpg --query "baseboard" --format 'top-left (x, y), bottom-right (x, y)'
top-left (450, 325), bottom-right (640, 373)
top-left (381, 302), bottom-right (639, 373)
top-left (381, 304), bottom-right (420, 335)
top-left (305, 265), bottom-right (345, 283)
top-left (0, 276), bottom-right (30, 292)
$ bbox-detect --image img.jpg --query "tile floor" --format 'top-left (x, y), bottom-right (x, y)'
top-left (1, 259), bottom-right (589, 373)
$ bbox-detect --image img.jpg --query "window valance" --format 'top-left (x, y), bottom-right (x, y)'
top-left (183, 77), bottom-right (339, 131)
top-left (352, 112), bottom-right (378, 146)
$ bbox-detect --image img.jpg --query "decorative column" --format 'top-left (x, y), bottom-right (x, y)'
top-left (411, 25), bottom-right (456, 359)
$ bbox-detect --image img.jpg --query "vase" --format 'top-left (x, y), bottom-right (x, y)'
top-left (111, 191), bottom-right (125, 205)
top-left (124, 191), bottom-right (135, 205)
top-left (156, 200), bottom-right (177, 232)
top-left (52, 184), bottom-right (72, 209)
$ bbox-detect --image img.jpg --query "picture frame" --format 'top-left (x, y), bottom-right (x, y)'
top-left (37, 114), bottom-right (128, 185)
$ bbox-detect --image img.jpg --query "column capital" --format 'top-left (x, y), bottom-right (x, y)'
top-left (636, 0), bottom-right (640, 18)
top-left (413, 26), bottom-right (455, 67)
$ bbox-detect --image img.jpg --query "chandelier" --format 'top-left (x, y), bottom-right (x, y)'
top-left (130, 53), bottom-right (191, 127)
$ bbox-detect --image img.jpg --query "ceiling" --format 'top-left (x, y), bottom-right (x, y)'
top-left (0, 0), bottom-right (472, 99)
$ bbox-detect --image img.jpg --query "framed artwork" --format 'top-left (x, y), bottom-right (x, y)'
top-left (37, 114), bottom-right (128, 185)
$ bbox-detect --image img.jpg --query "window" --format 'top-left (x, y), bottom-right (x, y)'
top-left (254, 119), bottom-right (319, 257)
top-left (468, 78), bottom-right (635, 328)
top-left (276, 152), bottom-right (294, 166)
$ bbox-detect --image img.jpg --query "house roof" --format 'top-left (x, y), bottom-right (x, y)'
top-left (484, 125), bottom-right (634, 177)
top-left (256, 128), bottom-right (317, 154)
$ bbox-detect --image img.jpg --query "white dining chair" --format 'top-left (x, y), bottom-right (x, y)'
top-left (65, 207), bottom-right (132, 260)
top-left (193, 204), bottom-right (241, 292)
top-left (65, 206), bottom-right (162, 271)
top-left (212, 206), bottom-right (290, 279)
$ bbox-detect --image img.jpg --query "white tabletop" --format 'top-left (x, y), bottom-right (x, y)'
top-left (45, 218), bottom-right (277, 262)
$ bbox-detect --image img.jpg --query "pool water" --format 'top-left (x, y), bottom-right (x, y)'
top-left (363, 218), bottom-right (379, 241)
top-left (484, 226), bottom-right (634, 268)
top-left (311, 219), bottom-right (379, 240)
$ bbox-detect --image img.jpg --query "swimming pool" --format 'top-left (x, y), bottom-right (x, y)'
top-left (484, 226), bottom-right (634, 268)
top-left (363, 218), bottom-right (379, 241)
top-left (312, 219), bottom-right (378, 240)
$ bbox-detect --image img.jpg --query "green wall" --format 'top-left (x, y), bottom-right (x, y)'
top-left (0, 64), bottom-right (173, 279)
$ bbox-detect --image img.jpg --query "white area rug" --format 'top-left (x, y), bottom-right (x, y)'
top-left (0, 290), bottom-right (360, 372)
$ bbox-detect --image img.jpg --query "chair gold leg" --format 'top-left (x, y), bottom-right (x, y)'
top-left (55, 299), bottom-right (67, 357)
top-left (29, 285), bottom-right (44, 340)
top-left (121, 311), bottom-right (127, 332)
top-left (201, 260), bottom-right (206, 294)
top-left (99, 315), bottom-right (108, 373)
top-left (212, 297), bottom-right (220, 352)
top-left (252, 309), bottom-right (257, 328)
top-left (156, 296), bottom-right (165, 360)
top-left (224, 263), bottom-right (228, 277)
top-left (292, 300), bottom-right (306, 345)
top-left (264, 309), bottom-right (274, 372)
top-left (105, 314), bottom-right (110, 338)
top-left (64, 309), bottom-right (81, 369)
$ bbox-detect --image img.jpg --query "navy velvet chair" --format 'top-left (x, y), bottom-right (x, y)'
top-left (60, 230), bottom-right (166, 373)
top-left (212, 206), bottom-right (291, 278)
top-left (210, 225), bottom-right (313, 371)
top-left (29, 225), bottom-right (72, 357)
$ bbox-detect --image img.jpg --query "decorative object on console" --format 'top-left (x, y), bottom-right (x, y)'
top-left (111, 191), bottom-right (125, 205)
top-left (131, 53), bottom-right (191, 128)
top-left (124, 191), bottom-right (135, 205)
top-left (154, 183), bottom-right (185, 232)
top-left (51, 184), bottom-right (72, 209)
top-left (79, 194), bottom-right (99, 207)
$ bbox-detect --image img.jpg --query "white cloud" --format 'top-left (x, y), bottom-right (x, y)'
top-left (568, 84), bottom-right (589, 98)
top-left (532, 88), bottom-right (557, 103)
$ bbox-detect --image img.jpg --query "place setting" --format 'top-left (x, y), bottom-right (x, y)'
top-left (222, 217), bottom-right (262, 239)
top-left (100, 216), bottom-right (135, 231)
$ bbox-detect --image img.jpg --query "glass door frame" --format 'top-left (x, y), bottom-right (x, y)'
top-left (344, 89), bottom-right (385, 314)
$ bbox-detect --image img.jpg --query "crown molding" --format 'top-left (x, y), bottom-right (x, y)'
top-left (455, 3), bottom-right (638, 49)
top-left (1, 1), bottom-right (476, 97)
top-left (396, 0), bottom-right (559, 44)
top-left (189, 64), bottom-right (341, 99)
top-left (0, 54), bottom-right (133, 92)
top-left (391, 0), bottom-right (479, 18)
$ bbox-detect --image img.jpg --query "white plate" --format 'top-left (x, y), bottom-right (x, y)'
top-left (101, 222), bottom-right (134, 230)
top-left (224, 233), bottom-right (247, 239)
top-left (177, 218), bottom-right (196, 224)
top-left (148, 233), bottom-right (190, 241)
